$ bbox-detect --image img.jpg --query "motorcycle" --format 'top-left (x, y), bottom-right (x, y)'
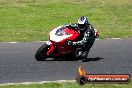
top-left (35, 25), bottom-right (99, 61)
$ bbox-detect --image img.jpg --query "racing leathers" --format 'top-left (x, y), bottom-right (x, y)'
top-left (66, 23), bottom-right (95, 58)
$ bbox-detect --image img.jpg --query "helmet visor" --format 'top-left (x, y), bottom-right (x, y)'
top-left (78, 24), bottom-right (85, 29)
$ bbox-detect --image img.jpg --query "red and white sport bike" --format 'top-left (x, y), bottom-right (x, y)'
top-left (35, 25), bottom-right (99, 61)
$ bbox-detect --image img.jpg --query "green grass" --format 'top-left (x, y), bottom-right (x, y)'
top-left (0, 82), bottom-right (132, 88)
top-left (0, 0), bottom-right (131, 42)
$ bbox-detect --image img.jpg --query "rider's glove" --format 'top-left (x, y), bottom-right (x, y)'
top-left (67, 41), bottom-right (76, 46)
top-left (72, 42), bottom-right (76, 45)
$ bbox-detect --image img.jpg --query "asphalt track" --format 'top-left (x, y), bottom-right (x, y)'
top-left (0, 38), bottom-right (132, 84)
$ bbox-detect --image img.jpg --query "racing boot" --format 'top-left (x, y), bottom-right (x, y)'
top-left (75, 48), bottom-right (82, 59)
top-left (81, 51), bottom-right (89, 59)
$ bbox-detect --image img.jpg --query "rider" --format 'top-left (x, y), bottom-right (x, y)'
top-left (66, 16), bottom-right (96, 59)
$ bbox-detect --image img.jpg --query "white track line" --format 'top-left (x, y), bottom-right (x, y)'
top-left (1, 42), bottom-right (19, 43)
top-left (112, 38), bottom-right (122, 39)
top-left (9, 42), bottom-right (19, 43)
top-left (0, 80), bottom-right (76, 86)
top-left (107, 38), bottom-right (122, 40)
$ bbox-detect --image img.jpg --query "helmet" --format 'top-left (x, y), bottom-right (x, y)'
top-left (78, 16), bottom-right (88, 30)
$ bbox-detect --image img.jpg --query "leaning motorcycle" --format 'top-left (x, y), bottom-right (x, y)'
top-left (35, 25), bottom-right (99, 61)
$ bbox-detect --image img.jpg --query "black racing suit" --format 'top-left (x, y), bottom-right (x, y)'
top-left (66, 23), bottom-right (95, 58)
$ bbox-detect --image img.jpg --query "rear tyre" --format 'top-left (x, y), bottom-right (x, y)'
top-left (35, 44), bottom-right (49, 61)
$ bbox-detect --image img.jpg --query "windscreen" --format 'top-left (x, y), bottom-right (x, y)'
top-left (55, 27), bottom-right (67, 36)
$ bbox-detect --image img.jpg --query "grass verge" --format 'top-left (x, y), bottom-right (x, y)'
top-left (0, 82), bottom-right (132, 88)
top-left (0, 0), bottom-right (131, 42)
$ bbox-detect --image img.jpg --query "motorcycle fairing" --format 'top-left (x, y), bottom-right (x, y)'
top-left (49, 26), bottom-right (73, 42)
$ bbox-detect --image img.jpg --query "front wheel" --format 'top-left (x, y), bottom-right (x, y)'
top-left (35, 44), bottom-right (49, 61)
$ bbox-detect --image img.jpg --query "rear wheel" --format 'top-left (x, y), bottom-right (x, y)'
top-left (35, 44), bottom-right (49, 61)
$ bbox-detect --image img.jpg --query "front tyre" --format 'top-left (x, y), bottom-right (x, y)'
top-left (35, 44), bottom-right (49, 61)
